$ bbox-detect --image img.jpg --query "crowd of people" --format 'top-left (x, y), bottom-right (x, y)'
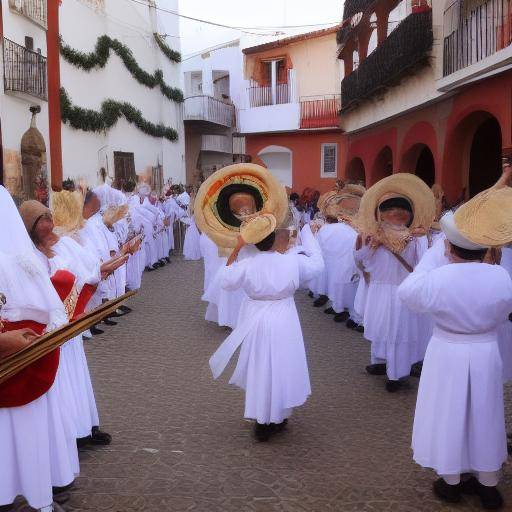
top-left (3, 159), bottom-right (512, 512)
top-left (193, 163), bottom-right (512, 510)
top-left (0, 178), bottom-right (194, 512)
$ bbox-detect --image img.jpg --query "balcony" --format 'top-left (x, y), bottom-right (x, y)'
top-left (443, 0), bottom-right (512, 77)
top-left (184, 95), bottom-right (235, 128)
top-left (9, 0), bottom-right (47, 28)
top-left (201, 134), bottom-right (232, 153)
top-left (341, 10), bottom-right (433, 111)
top-left (300, 95), bottom-right (341, 129)
top-left (3, 38), bottom-right (47, 100)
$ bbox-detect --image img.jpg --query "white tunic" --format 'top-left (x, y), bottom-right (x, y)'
top-left (357, 238), bottom-right (431, 379)
top-left (209, 225), bottom-right (324, 424)
top-left (317, 222), bottom-right (358, 314)
top-left (199, 233), bottom-right (224, 294)
top-left (399, 262), bottom-right (512, 475)
top-left (498, 247), bottom-right (512, 382)
top-left (183, 216), bottom-right (202, 261)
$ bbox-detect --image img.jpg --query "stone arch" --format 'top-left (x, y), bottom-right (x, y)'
top-left (257, 145), bottom-right (292, 188)
top-left (371, 146), bottom-right (393, 184)
top-left (443, 110), bottom-right (503, 200)
top-left (400, 143), bottom-right (435, 187)
top-left (345, 156), bottom-right (366, 185)
top-left (21, 107), bottom-right (48, 204)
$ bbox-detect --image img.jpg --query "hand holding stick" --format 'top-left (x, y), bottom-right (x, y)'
top-left (0, 329), bottom-right (38, 360)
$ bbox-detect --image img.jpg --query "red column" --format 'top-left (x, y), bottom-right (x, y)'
top-left (46, 0), bottom-right (63, 190)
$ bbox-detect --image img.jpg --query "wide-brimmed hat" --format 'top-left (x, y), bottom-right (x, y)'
top-left (51, 190), bottom-right (85, 235)
top-left (194, 163), bottom-right (288, 248)
top-left (356, 173), bottom-right (435, 237)
top-left (19, 200), bottom-right (51, 235)
top-left (318, 184), bottom-right (366, 220)
top-left (451, 186), bottom-right (512, 248)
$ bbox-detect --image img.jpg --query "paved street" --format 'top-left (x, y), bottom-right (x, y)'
top-left (68, 256), bottom-right (512, 512)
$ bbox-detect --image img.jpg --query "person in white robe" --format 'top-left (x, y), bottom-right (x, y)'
top-left (398, 210), bottom-right (512, 509)
top-left (183, 215), bottom-right (202, 261)
top-left (0, 186), bottom-right (78, 512)
top-left (209, 223), bottom-right (323, 441)
top-left (200, 233), bottom-right (224, 294)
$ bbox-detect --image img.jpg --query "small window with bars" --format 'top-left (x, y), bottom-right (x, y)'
top-left (321, 143), bottom-right (338, 178)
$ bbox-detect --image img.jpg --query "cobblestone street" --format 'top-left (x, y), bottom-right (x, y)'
top-left (68, 256), bottom-right (512, 512)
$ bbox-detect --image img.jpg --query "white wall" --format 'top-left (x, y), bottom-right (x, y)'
top-left (238, 102), bottom-right (300, 133)
top-left (0, 0), bottom-right (50, 197)
top-left (59, 0), bottom-right (185, 187)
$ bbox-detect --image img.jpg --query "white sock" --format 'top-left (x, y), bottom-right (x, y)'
top-left (441, 474), bottom-right (461, 485)
top-left (477, 471), bottom-right (500, 487)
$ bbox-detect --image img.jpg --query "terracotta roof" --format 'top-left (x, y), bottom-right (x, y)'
top-left (242, 25), bottom-right (342, 55)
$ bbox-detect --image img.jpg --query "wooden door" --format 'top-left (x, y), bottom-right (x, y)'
top-left (113, 151), bottom-right (136, 189)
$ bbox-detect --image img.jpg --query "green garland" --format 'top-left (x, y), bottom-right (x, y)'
top-left (60, 35), bottom-right (184, 103)
top-left (60, 88), bottom-right (179, 142)
top-left (153, 33), bottom-right (181, 63)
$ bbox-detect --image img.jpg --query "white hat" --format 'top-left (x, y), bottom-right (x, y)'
top-left (439, 211), bottom-right (486, 250)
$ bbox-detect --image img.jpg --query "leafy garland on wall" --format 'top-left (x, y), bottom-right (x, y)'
top-left (60, 35), bottom-right (184, 104)
top-left (60, 88), bottom-right (179, 142)
top-left (153, 33), bottom-right (181, 63)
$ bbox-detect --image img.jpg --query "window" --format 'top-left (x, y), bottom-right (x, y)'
top-left (25, 36), bottom-right (34, 50)
top-left (321, 143), bottom-right (338, 178)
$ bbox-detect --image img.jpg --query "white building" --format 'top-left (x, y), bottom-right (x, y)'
top-left (182, 39), bottom-right (246, 184)
top-left (0, 0), bottom-right (51, 203)
top-left (59, 0), bottom-right (185, 191)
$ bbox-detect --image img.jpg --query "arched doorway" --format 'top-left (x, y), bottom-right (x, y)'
top-left (468, 117), bottom-right (502, 197)
top-left (257, 145), bottom-right (292, 188)
top-left (345, 157), bottom-right (366, 185)
top-left (400, 143), bottom-right (435, 187)
top-left (371, 146), bottom-right (393, 183)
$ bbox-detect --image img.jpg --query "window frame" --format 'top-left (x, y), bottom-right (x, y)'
top-left (320, 142), bottom-right (338, 178)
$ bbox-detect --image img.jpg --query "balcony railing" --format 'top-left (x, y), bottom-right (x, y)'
top-left (184, 95), bottom-right (235, 127)
top-left (201, 134), bottom-right (232, 153)
top-left (248, 82), bottom-right (291, 107)
top-left (443, 0), bottom-right (512, 76)
top-left (9, 0), bottom-right (47, 28)
top-left (300, 95), bottom-right (341, 129)
top-left (341, 10), bottom-right (433, 111)
top-left (3, 38), bottom-right (47, 100)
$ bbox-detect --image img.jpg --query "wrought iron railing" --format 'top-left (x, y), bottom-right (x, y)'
top-left (201, 134), bottom-right (232, 153)
top-left (300, 95), bottom-right (341, 129)
top-left (247, 82), bottom-right (292, 108)
top-left (8, 0), bottom-right (47, 27)
top-left (341, 11), bottom-right (432, 111)
top-left (184, 95), bottom-right (235, 127)
top-left (443, 0), bottom-right (512, 76)
top-left (3, 38), bottom-right (47, 100)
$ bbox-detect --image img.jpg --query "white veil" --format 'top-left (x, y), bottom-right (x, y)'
top-left (0, 186), bottom-right (68, 328)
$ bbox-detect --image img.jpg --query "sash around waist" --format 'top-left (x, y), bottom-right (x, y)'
top-left (432, 326), bottom-right (497, 344)
top-left (245, 295), bottom-right (294, 304)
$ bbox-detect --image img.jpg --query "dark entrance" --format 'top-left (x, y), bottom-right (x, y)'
top-left (114, 151), bottom-right (136, 189)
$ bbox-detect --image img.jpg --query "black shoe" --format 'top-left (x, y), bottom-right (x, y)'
top-left (145, 266), bottom-right (155, 272)
top-left (385, 379), bottom-right (402, 392)
top-left (0, 504), bottom-right (14, 511)
top-left (410, 361), bottom-right (423, 378)
top-left (313, 295), bottom-right (328, 307)
top-left (77, 436), bottom-right (92, 449)
top-left (324, 307), bottom-right (335, 315)
top-left (108, 311), bottom-right (124, 318)
top-left (90, 326), bottom-right (104, 336)
top-left (308, 291), bottom-right (314, 298)
top-left (52, 481), bottom-right (75, 495)
top-left (103, 318), bottom-right (117, 326)
top-left (273, 419), bottom-right (288, 432)
top-left (254, 422), bottom-right (272, 442)
top-left (165, 257), bottom-right (171, 263)
top-left (346, 318), bottom-right (358, 329)
top-left (433, 478), bottom-right (461, 503)
top-left (118, 305), bottom-right (132, 314)
top-left (90, 426), bottom-right (112, 445)
top-left (334, 311), bottom-right (350, 323)
top-left (462, 477), bottom-right (503, 509)
top-left (152, 264), bottom-right (159, 270)
top-left (355, 324), bottom-right (364, 333)
top-left (365, 363), bottom-right (387, 376)
top-left (53, 491), bottom-right (71, 505)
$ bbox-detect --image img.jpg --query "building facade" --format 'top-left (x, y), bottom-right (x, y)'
top-left (59, 0), bottom-right (185, 192)
top-left (238, 27), bottom-right (344, 194)
top-left (338, 0), bottom-right (512, 203)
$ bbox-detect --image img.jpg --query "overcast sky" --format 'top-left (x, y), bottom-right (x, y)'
top-left (174, 0), bottom-right (343, 56)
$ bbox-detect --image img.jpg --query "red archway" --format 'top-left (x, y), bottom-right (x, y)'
top-left (400, 143), bottom-right (435, 187)
top-left (371, 146), bottom-right (393, 184)
top-left (345, 156), bottom-right (366, 185)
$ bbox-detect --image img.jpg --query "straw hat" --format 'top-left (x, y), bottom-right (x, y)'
top-left (356, 173), bottom-right (435, 250)
top-left (452, 186), bottom-right (512, 248)
top-left (240, 214), bottom-right (277, 244)
top-left (19, 200), bottom-right (51, 235)
top-left (51, 190), bottom-right (85, 236)
top-left (194, 163), bottom-right (288, 249)
top-left (318, 183), bottom-right (366, 221)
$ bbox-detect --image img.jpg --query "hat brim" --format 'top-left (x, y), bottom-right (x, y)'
top-left (440, 211), bottom-right (486, 250)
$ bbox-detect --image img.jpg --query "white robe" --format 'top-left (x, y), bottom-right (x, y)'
top-left (317, 222), bottom-right (358, 314)
top-left (498, 246), bottom-right (512, 382)
top-left (357, 238), bottom-right (431, 380)
top-left (183, 217), bottom-right (202, 261)
top-left (209, 225), bottom-right (324, 424)
top-left (398, 261), bottom-right (512, 475)
top-left (199, 233), bottom-right (224, 294)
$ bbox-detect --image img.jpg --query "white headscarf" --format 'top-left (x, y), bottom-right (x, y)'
top-left (0, 186), bottom-right (68, 329)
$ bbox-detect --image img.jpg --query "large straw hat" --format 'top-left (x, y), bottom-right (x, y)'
top-left (356, 173), bottom-right (435, 249)
top-left (452, 186), bottom-right (512, 248)
top-left (19, 200), bottom-right (51, 235)
top-left (51, 190), bottom-right (85, 236)
top-left (318, 183), bottom-right (366, 220)
top-left (194, 163), bottom-right (288, 249)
